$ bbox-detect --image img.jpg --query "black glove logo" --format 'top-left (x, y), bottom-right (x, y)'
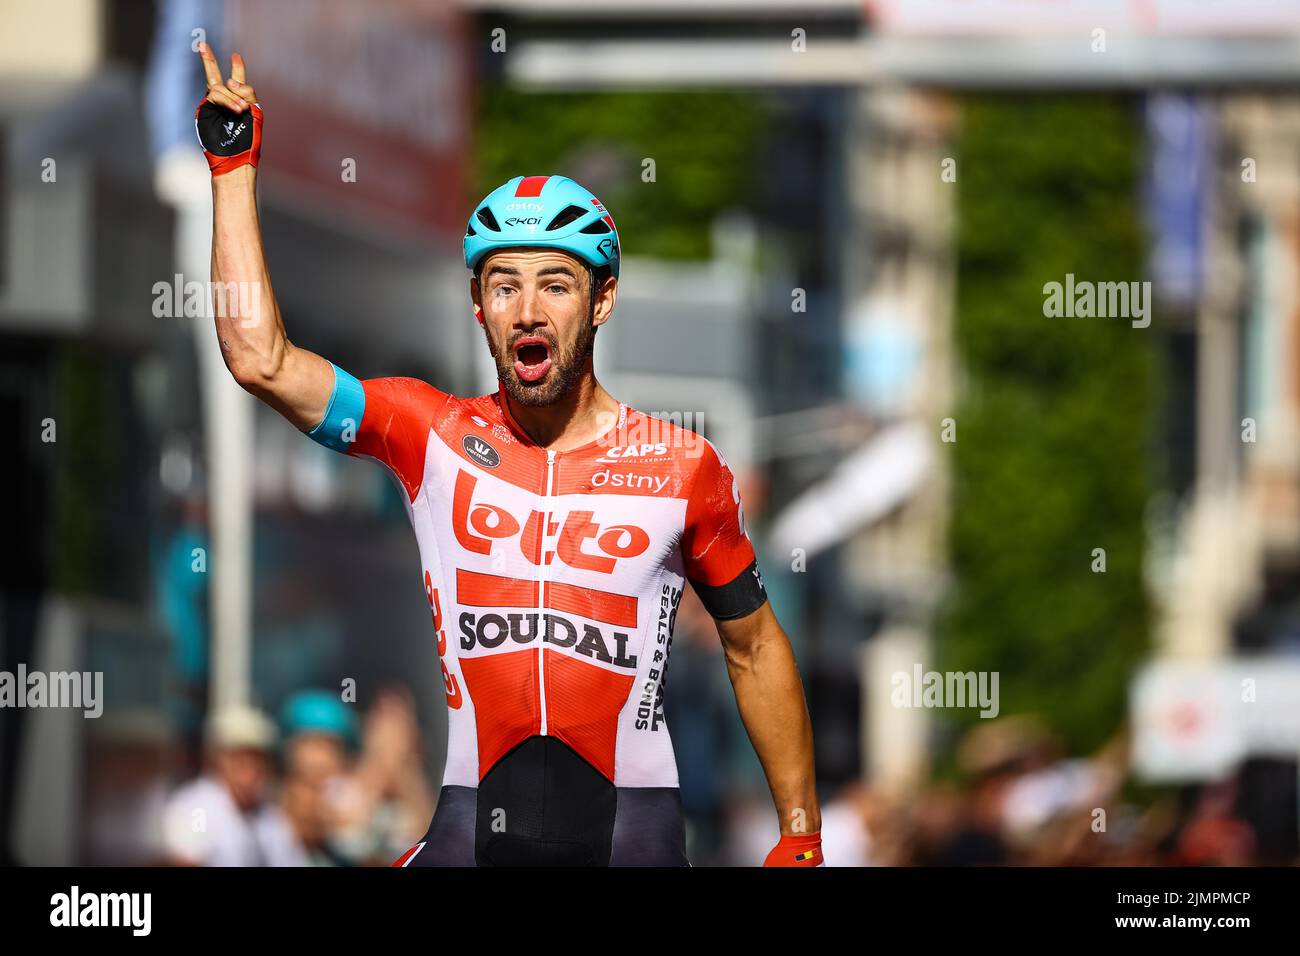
top-left (197, 101), bottom-right (255, 157)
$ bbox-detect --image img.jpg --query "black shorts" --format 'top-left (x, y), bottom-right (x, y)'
top-left (393, 736), bottom-right (689, 867)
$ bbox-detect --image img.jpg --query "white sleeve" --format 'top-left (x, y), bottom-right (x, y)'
top-left (161, 785), bottom-right (215, 864)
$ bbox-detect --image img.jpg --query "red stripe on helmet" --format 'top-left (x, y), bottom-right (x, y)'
top-left (514, 176), bottom-right (550, 198)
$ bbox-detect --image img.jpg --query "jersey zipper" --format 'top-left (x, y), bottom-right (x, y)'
top-left (537, 448), bottom-right (557, 735)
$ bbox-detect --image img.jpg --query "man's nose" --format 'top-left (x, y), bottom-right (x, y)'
top-left (516, 288), bottom-right (548, 327)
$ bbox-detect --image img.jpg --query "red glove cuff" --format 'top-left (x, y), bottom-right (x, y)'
top-left (763, 832), bottom-right (824, 867)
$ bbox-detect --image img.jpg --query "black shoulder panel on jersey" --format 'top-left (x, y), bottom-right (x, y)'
top-left (690, 559), bottom-right (768, 621)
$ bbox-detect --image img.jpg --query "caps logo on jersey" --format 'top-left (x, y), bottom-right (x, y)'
top-left (463, 435), bottom-right (501, 469)
top-left (595, 443), bottom-right (669, 464)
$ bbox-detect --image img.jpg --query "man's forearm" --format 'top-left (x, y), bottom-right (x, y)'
top-left (724, 626), bottom-right (821, 836)
top-left (210, 165), bottom-right (289, 389)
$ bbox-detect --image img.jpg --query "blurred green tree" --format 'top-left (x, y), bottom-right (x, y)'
top-left (475, 87), bottom-right (766, 261)
top-left (936, 95), bottom-right (1154, 757)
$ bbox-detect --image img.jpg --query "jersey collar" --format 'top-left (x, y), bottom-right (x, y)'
top-left (493, 381), bottom-right (627, 455)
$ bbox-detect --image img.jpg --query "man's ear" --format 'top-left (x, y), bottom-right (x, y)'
top-left (592, 274), bottom-right (617, 329)
top-left (469, 276), bottom-right (485, 327)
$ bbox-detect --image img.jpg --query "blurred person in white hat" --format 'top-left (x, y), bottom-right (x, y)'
top-left (160, 704), bottom-right (306, 866)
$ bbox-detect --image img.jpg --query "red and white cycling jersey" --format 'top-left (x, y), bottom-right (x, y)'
top-left (310, 367), bottom-right (767, 793)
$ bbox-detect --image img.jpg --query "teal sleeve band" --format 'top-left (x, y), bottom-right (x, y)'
top-left (306, 363), bottom-right (365, 453)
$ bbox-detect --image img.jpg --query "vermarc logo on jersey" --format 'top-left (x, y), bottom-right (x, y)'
top-left (463, 435), bottom-right (501, 469)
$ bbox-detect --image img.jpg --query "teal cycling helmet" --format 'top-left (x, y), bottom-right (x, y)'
top-left (464, 175), bottom-right (620, 280)
top-left (280, 690), bottom-right (360, 750)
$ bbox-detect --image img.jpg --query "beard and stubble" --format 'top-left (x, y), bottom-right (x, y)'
top-left (482, 274), bottom-right (598, 408)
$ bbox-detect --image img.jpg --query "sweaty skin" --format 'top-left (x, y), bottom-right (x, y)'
top-left (199, 42), bottom-right (820, 848)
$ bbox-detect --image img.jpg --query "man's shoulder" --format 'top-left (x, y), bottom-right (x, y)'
top-left (359, 376), bottom-right (453, 411)
top-left (359, 379), bottom-right (505, 438)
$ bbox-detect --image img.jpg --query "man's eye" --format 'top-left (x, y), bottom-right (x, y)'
top-left (547, 284), bottom-right (568, 294)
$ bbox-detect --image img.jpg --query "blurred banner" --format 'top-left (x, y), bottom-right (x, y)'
top-left (865, 0), bottom-right (1300, 36)
top-left (770, 421), bottom-right (931, 560)
top-left (858, 0), bottom-right (1300, 86)
top-left (1132, 658), bottom-right (1300, 780)
top-left (228, 0), bottom-right (470, 239)
top-left (1143, 94), bottom-right (1209, 309)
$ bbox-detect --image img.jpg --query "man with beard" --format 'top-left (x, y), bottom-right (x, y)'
top-left (196, 43), bottom-right (821, 867)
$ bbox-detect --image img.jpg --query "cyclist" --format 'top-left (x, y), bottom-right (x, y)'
top-left (195, 44), bottom-right (822, 866)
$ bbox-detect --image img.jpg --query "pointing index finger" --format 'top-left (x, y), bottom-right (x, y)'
top-left (197, 41), bottom-right (225, 89)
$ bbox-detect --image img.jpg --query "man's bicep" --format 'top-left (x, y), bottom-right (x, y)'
top-left (245, 345), bottom-right (336, 434)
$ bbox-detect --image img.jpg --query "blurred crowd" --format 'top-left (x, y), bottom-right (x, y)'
top-left (72, 558), bottom-right (1290, 872)
top-left (79, 550), bottom-right (1286, 868)
top-left (149, 688), bottom-right (432, 867)
top-left (725, 715), bottom-right (1279, 867)
top-left (86, 681), bottom-right (1284, 867)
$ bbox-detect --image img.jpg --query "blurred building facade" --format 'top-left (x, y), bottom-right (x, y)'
top-left (6, 0), bottom-right (1300, 865)
top-left (1, 0), bottom-right (480, 863)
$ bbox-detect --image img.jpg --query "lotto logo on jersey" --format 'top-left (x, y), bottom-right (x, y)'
top-left (452, 470), bottom-right (650, 573)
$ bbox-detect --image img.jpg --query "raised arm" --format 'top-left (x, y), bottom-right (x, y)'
top-left (197, 43), bottom-right (333, 431)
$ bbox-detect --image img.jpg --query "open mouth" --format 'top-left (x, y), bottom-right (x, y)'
top-left (512, 336), bottom-right (553, 383)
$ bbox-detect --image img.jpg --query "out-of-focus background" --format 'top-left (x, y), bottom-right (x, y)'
top-left (3, 0), bottom-right (1300, 866)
